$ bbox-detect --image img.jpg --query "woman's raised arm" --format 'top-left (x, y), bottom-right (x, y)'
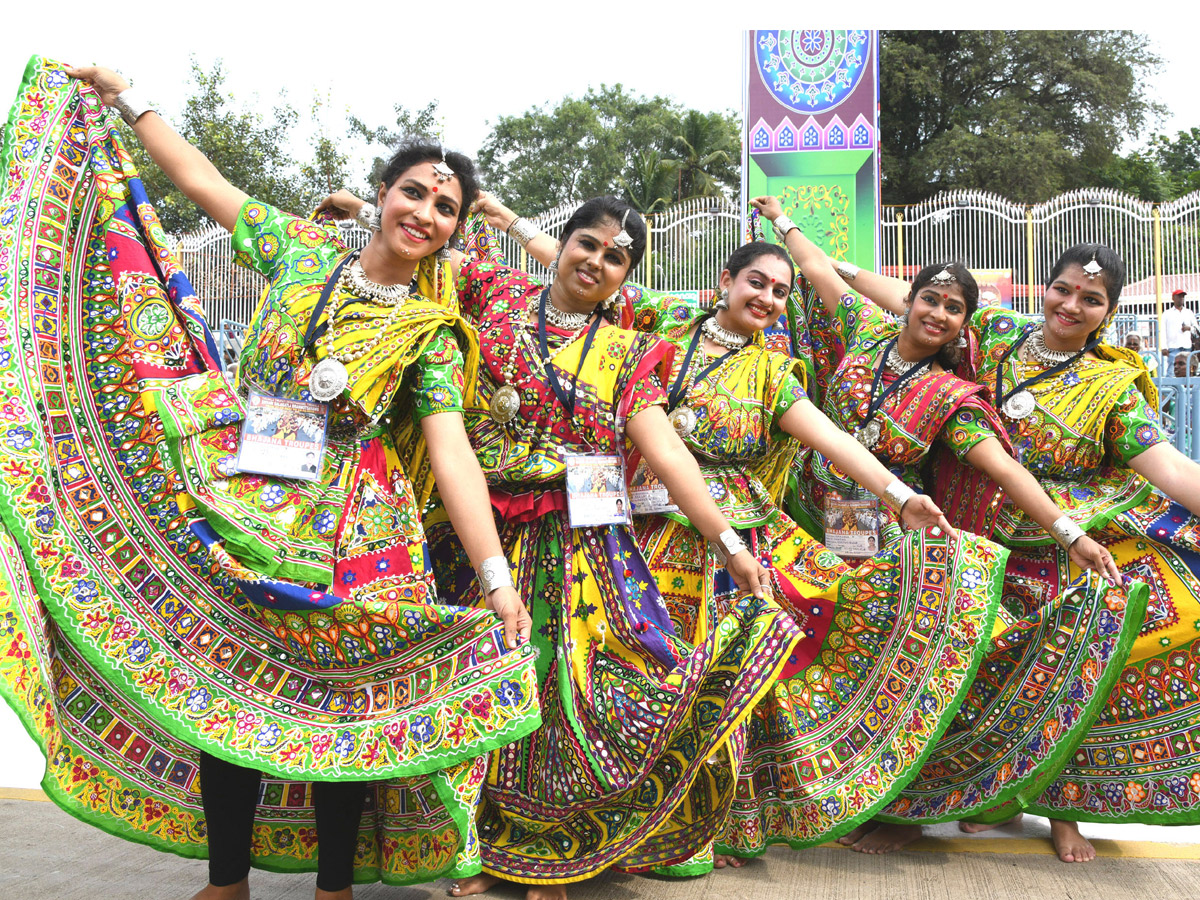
top-left (66, 66), bottom-right (247, 232)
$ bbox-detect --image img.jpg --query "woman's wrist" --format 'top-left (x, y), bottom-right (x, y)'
top-left (709, 527), bottom-right (748, 564)
top-left (476, 556), bottom-right (514, 595)
top-left (114, 87), bottom-right (154, 127)
top-left (881, 479), bottom-right (917, 513)
top-left (1050, 515), bottom-right (1085, 551)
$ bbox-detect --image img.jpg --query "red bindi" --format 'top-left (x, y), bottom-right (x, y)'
top-left (432, 186), bottom-right (438, 193)
top-left (1075, 285), bottom-right (1081, 290)
top-left (603, 240), bottom-right (609, 246)
top-left (943, 293), bottom-right (948, 299)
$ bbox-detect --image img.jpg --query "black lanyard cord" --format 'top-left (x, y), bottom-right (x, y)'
top-left (537, 287), bottom-right (604, 420)
top-left (667, 315), bottom-right (740, 411)
top-left (861, 334), bottom-right (935, 426)
top-left (302, 252), bottom-right (357, 352)
top-left (995, 326), bottom-right (1099, 410)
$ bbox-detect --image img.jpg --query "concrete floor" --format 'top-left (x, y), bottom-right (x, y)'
top-left (3, 795), bottom-right (1200, 900)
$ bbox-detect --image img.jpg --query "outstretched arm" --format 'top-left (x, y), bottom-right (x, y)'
top-left (627, 406), bottom-right (769, 598)
top-left (1130, 442), bottom-right (1200, 518)
top-left (66, 66), bottom-right (247, 232)
top-left (422, 412), bottom-right (531, 649)
top-left (777, 397), bottom-right (954, 534)
top-left (964, 437), bottom-right (1122, 583)
top-left (749, 196), bottom-right (851, 320)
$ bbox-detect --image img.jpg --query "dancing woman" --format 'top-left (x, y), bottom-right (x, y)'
top-left (322, 190), bottom-right (803, 899)
top-left (755, 198), bottom-right (1155, 857)
top-left (0, 58), bottom-right (543, 900)
top-left (861, 242), bottom-right (1200, 859)
top-left (449, 195), bottom-right (1016, 867)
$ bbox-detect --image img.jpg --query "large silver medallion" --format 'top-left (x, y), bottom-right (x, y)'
top-left (309, 357), bottom-right (348, 402)
top-left (489, 383), bottom-right (521, 424)
top-left (856, 419), bottom-right (882, 448)
top-left (1002, 389), bottom-right (1036, 420)
top-left (668, 405), bottom-right (698, 438)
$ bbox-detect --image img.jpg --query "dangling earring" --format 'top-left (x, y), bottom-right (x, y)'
top-left (368, 204), bottom-right (382, 232)
top-left (715, 288), bottom-right (730, 311)
top-left (549, 257), bottom-right (559, 274)
top-left (897, 310), bottom-right (909, 328)
top-left (436, 244), bottom-right (452, 262)
top-left (954, 328), bottom-right (967, 348)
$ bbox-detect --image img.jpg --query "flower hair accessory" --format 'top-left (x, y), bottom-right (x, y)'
top-left (612, 209), bottom-right (634, 250)
top-left (930, 267), bottom-right (956, 286)
top-left (1082, 252), bottom-right (1103, 280)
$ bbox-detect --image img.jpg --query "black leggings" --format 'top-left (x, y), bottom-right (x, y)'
top-left (199, 751), bottom-right (367, 891)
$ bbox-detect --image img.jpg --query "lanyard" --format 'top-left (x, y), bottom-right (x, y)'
top-left (994, 326), bottom-right (1099, 410)
top-left (302, 252), bottom-right (357, 352)
top-left (667, 316), bottom-right (739, 410)
top-left (862, 335), bottom-right (934, 426)
top-left (537, 287), bottom-right (604, 420)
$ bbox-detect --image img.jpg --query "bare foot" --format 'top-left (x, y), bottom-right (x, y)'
top-left (1050, 819), bottom-right (1096, 863)
top-left (189, 880), bottom-right (249, 900)
top-left (852, 823), bottom-right (923, 854)
top-left (958, 812), bottom-right (1023, 834)
top-left (315, 888), bottom-right (353, 900)
top-left (714, 853), bottom-right (747, 868)
top-left (525, 885), bottom-right (568, 900)
top-left (449, 874), bottom-right (500, 897)
top-left (837, 821), bottom-right (877, 846)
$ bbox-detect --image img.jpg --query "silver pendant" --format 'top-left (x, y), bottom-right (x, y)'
top-left (489, 384), bottom-right (521, 424)
top-left (856, 419), bottom-right (882, 448)
top-left (309, 357), bottom-right (348, 402)
top-left (1002, 389), bottom-right (1036, 420)
top-left (668, 405), bottom-right (698, 438)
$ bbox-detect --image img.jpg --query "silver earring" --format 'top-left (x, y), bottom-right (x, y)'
top-left (897, 312), bottom-right (909, 328)
top-left (549, 257), bottom-right (559, 273)
top-left (954, 328), bottom-right (967, 348)
top-left (715, 288), bottom-right (730, 311)
top-left (436, 244), bottom-right (451, 262)
top-left (368, 205), bottom-right (382, 232)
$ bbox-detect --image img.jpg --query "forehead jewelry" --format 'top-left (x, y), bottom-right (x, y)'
top-left (930, 267), bottom-right (956, 286)
top-left (432, 146), bottom-right (455, 184)
top-left (612, 209), bottom-right (634, 250)
top-left (1082, 253), bottom-right (1103, 280)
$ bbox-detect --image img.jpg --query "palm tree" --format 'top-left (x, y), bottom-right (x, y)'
top-left (673, 109), bottom-right (737, 200)
top-left (619, 150), bottom-right (679, 214)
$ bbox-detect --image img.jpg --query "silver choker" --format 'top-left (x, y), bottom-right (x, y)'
top-left (886, 342), bottom-right (924, 374)
top-left (702, 316), bottom-right (750, 350)
top-left (1024, 326), bottom-right (1078, 366)
top-left (346, 258), bottom-right (411, 306)
top-left (544, 299), bottom-right (592, 331)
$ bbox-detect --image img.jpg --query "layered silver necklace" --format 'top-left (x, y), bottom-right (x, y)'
top-left (885, 341), bottom-right (924, 374)
top-left (345, 258), bottom-right (411, 306)
top-left (544, 299), bottom-right (593, 331)
top-left (702, 316), bottom-right (750, 350)
top-left (1022, 325), bottom-right (1078, 365)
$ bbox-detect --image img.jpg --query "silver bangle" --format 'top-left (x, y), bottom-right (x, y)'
top-left (477, 556), bottom-right (514, 595)
top-left (507, 217), bottom-right (538, 248)
top-left (882, 480), bottom-right (917, 513)
top-left (836, 260), bottom-right (861, 281)
top-left (772, 214), bottom-right (798, 241)
top-left (710, 528), bottom-right (748, 564)
top-left (114, 87), bottom-right (154, 128)
top-left (355, 202), bottom-right (376, 230)
top-left (1050, 515), bottom-right (1086, 551)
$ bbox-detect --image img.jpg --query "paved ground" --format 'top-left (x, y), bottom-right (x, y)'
top-left (3, 792), bottom-right (1200, 900)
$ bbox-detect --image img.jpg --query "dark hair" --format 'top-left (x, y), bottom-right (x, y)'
top-left (560, 197), bottom-right (647, 270)
top-left (1046, 242), bottom-right (1126, 319)
top-left (379, 140), bottom-right (480, 226)
top-left (906, 261), bottom-right (979, 368)
top-left (722, 242), bottom-right (796, 292)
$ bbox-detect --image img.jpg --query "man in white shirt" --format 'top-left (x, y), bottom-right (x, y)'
top-left (1162, 289), bottom-right (1197, 363)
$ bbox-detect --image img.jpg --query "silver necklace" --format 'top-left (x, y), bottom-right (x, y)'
top-left (885, 342), bottom-right (923, 374)
top-left (544, 299), bottom-right (592, 331)
top-left (346, 258), bottom-right (411, 306)
top-left (1023, 326), bottom-right (1077, 366)
top-left (702, 316), bottom-right (750, 350)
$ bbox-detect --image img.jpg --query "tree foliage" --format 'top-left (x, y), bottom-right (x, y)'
top-left (879, 31), bottom-right (1165, 204)
top-left (477, 85), bottom-right (739, 216)
top-left (125, 58), bottom-right (304, 233)
top-left (349, 100), bottom-right (441, 191)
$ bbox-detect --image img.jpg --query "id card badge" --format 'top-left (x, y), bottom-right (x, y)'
top-left (823, 488), bottom-right (882, 560)
top-left (564, 452), bottom-right (631, 528)
top-left (628, 457), bottom-right (679, 516)
top-left (236, 387), bottom-right (330, 483)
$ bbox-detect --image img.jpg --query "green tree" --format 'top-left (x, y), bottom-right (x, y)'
top-left (1150, 127), bottom-right (1200, 198)
top-left (1094, 150), bottom-right (1171, 201)
top-left (124, 57), bottom-right (303, 233)
top-left (618, 150), bottom-right (678, 214)
top-left (477, 86), bottom-right (739, 215)
top-left (296, 93), bottom-right (355, 212)
top-left (879, 31), bottom-right (1164, 204)
top-left (672, 109), bottom-right (738, 200)
top-left (349, 100), bottom-right (441, 190)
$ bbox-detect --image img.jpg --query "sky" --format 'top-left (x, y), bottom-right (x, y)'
top-left (1, 5), bottom-right (1196, 191)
